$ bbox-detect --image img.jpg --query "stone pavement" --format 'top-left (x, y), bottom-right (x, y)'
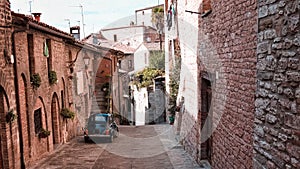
top-left (29, 124), bottom-right (209, 169)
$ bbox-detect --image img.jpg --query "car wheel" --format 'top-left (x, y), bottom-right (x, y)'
top-left (84, 136), bottom-right (89, 143)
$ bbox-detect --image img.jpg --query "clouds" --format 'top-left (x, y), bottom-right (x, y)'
top-left (10, 0), bottom-right (159, 38)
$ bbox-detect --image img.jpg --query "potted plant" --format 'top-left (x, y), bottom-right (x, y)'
top-left (48, 70), bottom-right (58, 85)
top-left (60, 108), bottom-right (75, 119)
top-left (39, 128), bottom-right (51, 138)
top-left (6, 109), bottom-right (17, 123)
top-left (101, 82), bottom-right (110, 92)
top-left (30, 73), bottom-right (41, 89)
top-left (169, 115), bottom-right (175, 125)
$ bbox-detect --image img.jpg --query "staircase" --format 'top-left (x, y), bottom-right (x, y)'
top-left (91, 85), bottom-right (110, 114)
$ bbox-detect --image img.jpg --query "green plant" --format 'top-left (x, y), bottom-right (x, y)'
top-left (39, 128), bottom-right (50, 138)
top-left (60, 108), bottom-right (75, 119)
top-left (6, 109), bottom-right (17, 123)
top-left (149, 51), bottom-right (165, 70)
top-left (133, 68), bottom-right (165, 88)
top-left (152, 7), bottom-right (164, 30)
top-left (30, 73), bottom-right (41, 89)
top-left (48, 70), bottom-right (58, 85)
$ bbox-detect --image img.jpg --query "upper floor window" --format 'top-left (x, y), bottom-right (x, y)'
top-left (201, 0), bottom-right (212, 17)
top-left (46, 39), bottom-right (52, 72)
top-left (27, 34), bottom-right (35, 75)
top-left (34, 108), bottom-right (42, 134)
top-left (128, 60), bottom-right (132, 69)
top-left (114, 34), bottom-right (117, 42)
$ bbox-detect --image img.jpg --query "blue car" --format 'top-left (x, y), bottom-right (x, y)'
top-left (84, 113), bottom-right (119, 143)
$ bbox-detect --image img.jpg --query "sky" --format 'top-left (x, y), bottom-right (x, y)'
top-left (10, 0), bottom-right (161, 38)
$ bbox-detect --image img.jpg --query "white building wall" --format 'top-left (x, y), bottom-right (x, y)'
top-left (176, 0), bottom-right (200, 118)
top-left (136, 10), bottom-right (153, 27)
top-left (101, 27), bottom-right (144, 43)
top-left (134, 87), bottom-right (148, 126)
top-left (134, 44), bottom-right (150, 72)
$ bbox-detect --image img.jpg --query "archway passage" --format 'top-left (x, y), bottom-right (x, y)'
top-left (51, 93), bottom-right (60, 146)
top-left (0, 86), bottom-right (9, 169)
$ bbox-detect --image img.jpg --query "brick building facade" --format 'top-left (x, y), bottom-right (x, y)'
top-left (11, 11), bottom-right (81, 168)
top-left (196, 0), bottom-right (257, 168)
top-left (0, 0), bottom-right (17, 168)
top-left (0, 1), bottom-right (116, 168)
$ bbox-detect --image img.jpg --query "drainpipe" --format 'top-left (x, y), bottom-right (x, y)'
top-left (12, 28), bottom-right (27, 169)
top-left (117, 64), bottom-right (121, 123)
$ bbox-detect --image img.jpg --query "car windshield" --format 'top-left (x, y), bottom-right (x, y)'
top-left (95, 116), bottom-right (106, 122)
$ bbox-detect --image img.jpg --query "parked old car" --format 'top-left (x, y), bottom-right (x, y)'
top-left (84, 113), bottom-right (119, 143)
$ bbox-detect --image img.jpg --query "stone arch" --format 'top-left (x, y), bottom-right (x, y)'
top-left (51, 93), bottom-right (60, 145)
top-left (19, 73), bottom-right (31, 162)
top-left (36, 96), bottom-right (49, 151)
top-left (0, 85), bottom-right (10, 169)
top-left (32, 96), bottom-right (49, 155)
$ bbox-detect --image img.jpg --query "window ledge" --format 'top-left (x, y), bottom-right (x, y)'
top-left (201, 9), bottom-right (212, 18)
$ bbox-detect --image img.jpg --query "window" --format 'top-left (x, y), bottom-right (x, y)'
top-left (144, 53), bottom-right (147, 64)
top-left (34, 108), bottom-right (42, 134)
top-left (46, 39), bottom-right (52, 75)
top-left (113, 34), bottom-right (117, 42)
top-left (118, 60), bottom-right (122, 69)
top-left (201, 0), bottom-right (212, 17)
top-left (128, 60), bottom-right (132, 69)
top-left (27, 34), bottom-right (35, 75)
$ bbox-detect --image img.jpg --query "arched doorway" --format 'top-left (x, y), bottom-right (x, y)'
top-left (51, 93), bottom-right (60, 147)
top-left (0, 86), bottom-right (9, 169)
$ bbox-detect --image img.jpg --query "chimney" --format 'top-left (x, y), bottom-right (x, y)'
top-left (70, 26), bottom-right (80, 40)
top-left (32, 13), bottom-right (42, 22)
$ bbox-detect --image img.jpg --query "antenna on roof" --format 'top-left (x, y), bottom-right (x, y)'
top-left (29, 1), bottom-right (32, 13)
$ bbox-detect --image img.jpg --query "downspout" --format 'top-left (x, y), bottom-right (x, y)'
top-left (12, 28), bottom-right (27, 169)
top-left (135, 11), bottom-right (137, 25)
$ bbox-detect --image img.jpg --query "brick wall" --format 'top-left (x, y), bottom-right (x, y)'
top-left (0, 1), bottom-right (19, 169)
top-left (254, 0), bottom-right (299, 168)
top-left (197, 0), bottom-right (257, 168)
top-left (10, 12), bottom-right (84, 167)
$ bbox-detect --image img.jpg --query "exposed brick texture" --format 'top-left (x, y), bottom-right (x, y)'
top-left (167, 0), bottom-right (257, 168)
top-left (197, 0), bottom-right (257, 168)
top-left (0, 1), bottom-right (18, 169)
top-left (254, 0), bottom-right (300, 168)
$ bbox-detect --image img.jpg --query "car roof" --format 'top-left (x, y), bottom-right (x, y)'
top-left (92, 113), bottom-right (112, 117)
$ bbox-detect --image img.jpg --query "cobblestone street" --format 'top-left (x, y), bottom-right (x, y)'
top-left (28, 125), bottom-right (205, 169)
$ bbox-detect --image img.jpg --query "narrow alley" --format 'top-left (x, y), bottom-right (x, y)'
top-left (28, 125), bottom-right (205, 169)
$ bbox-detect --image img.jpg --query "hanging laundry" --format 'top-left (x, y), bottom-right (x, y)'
top-left (171, 4), bottom-right (176, 16)
top-left (44, 41), bottom-right (49, 57)
top-left (167, 5), bottom-right (173, 31)
top-left (167, 11), bottom-right (172, 31)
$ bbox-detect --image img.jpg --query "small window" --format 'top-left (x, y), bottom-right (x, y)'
top-left (46, 39), bottom-right (52, 74)
top-left (27, 34), bottom-right (35, 75)
top-left (118, 60), bottom-right (122, 69)
top-left (113, 34), bottom-right (117, 42)
top-left (144, 53), bottom-right (147, 64)
top-left (34, 108), bottom-right (42, 134)
top-left (128, 60), bottom-right (132, 68)
top-left (201, 0), bottom-right (212, 17)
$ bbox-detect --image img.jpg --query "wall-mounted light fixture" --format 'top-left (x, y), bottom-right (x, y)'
top-left (83, 54), bottom-right (90, 69)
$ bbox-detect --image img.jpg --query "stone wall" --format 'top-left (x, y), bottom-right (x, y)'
top-left (254, 0), bottom-right (300, 168)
